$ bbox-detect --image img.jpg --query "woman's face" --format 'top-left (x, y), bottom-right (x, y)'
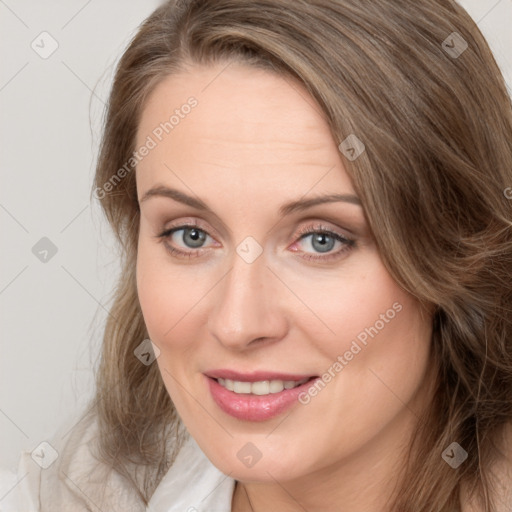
top-left (135, 62), bottom-right (434, 485)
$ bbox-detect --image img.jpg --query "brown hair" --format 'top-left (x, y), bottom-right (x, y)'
top-left (85, 0), bottom-right (512, 510)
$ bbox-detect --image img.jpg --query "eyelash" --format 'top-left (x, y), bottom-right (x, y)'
top-left (155, 221), bottom-right (355, 262)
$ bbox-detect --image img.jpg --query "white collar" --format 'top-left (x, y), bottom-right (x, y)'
top-left (146, 434), bottom-right (236, 512)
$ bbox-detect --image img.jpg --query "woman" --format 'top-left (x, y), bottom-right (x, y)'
top-left (3, 0), bottom-right (512, 510)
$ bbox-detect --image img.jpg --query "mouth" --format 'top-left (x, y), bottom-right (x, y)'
top-left (204, 371), bottom-right (319, 422)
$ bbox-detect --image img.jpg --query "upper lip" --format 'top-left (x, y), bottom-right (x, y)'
top-left (204, 369), bottom-right (318, 382)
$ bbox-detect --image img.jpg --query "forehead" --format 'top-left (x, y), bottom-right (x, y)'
top-left (138, 62), bottom-right (332, 144)
top-left (135, 62), bottom-right (354, 199)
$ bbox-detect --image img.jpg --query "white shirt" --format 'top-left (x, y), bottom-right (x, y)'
top-left (145, 435), bottom-right (235, 512)
top-left (0, 430), bottom-right (236, 512)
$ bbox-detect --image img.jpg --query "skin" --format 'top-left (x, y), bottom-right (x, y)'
top-left (135, 61), bottom-right (436, 512)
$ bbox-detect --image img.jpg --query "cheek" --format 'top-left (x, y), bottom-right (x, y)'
top-left (136, 236), bottom-right (216, 361)
top-left (136, 246), bottom-right (205, 405)
top-left (136, 238), bottom-right (189, 345)
top-left (282, 251), bottom-right (415, 360)
top-left (136, 252), bottom-right (171, 341)
top-left (326, 285), bottom-right (432, 437)
top-left (293, 255), bottom-right (433, 416)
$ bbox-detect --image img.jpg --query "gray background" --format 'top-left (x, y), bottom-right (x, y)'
top-left (1, 0), bottom-right (511, 471)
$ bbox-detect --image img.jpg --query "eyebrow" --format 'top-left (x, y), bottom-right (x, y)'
top-left (139, 185), bottom-right (362, 216)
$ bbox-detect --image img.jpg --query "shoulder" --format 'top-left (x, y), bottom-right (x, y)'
top-left (1, 408), bottom-right (146, 512)
top-left (0, 464), bottom-right (39, 512)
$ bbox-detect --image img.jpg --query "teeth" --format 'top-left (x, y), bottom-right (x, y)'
top-left (217, 377), bottom-right (309, 395)
top-left (251, 381), bottom-right (270, 395)
top-left (269, 380), bottom-right (285, 393)
top-left (233, 381), bottom-right (251, 394)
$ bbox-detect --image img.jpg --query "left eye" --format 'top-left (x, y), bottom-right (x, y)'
top-left (297, 231), bottom-right (342, 254)
top-left (291, 225), bottom-right (356, 263)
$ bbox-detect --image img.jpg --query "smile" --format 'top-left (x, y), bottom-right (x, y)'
top-left (216, 377), bottom-right (310, 395)
top-left (205, 372), bottom-right (319, 421)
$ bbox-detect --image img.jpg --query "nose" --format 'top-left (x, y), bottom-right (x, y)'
top-left (207, 252), bottom-right (289, 351)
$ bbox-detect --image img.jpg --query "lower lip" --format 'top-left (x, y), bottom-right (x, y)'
top-left (206, 376), bottom-right (318, 422)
